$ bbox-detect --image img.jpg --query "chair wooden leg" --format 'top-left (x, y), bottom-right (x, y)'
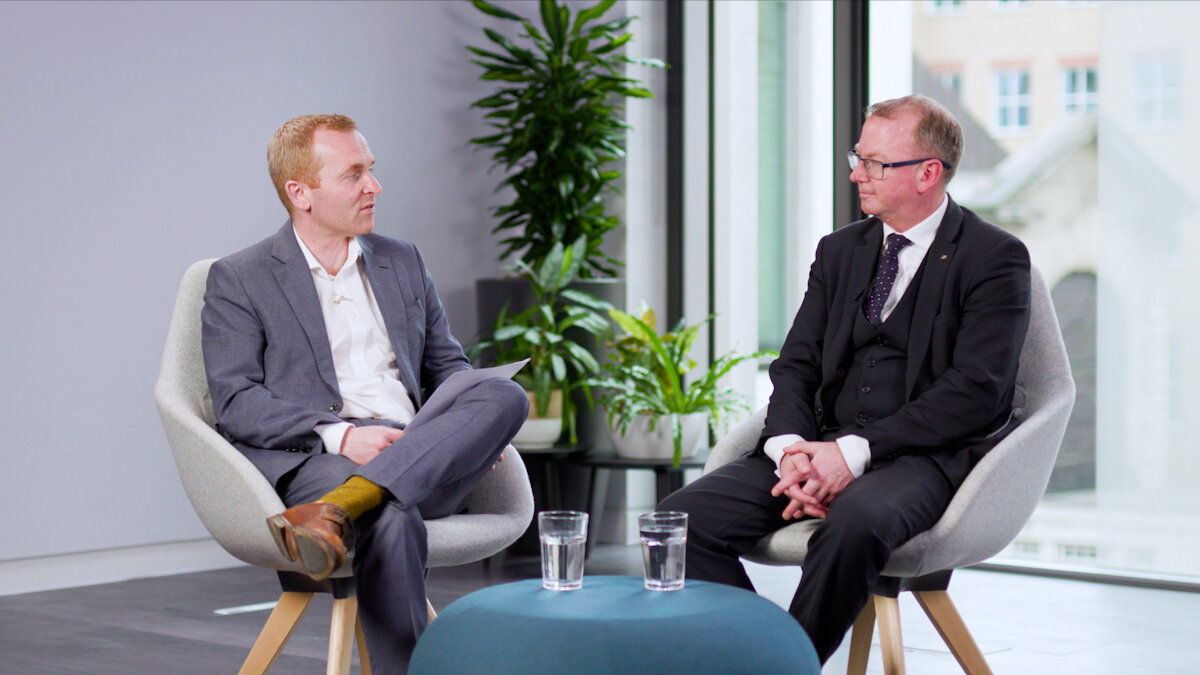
top-left (846, 596), bottom-right (877, 675)
top-left (427, 597), bottom-right (438, 622)
top-left (874, 595), bottom-right (906, 675)
top-left (355, 617), bottom-right (372, 675)
top-left (238, 591), bottom-right (314, 675)
top-left (914, 591), bottom-right (992, 675)
top-left (327, 596), bottom-right (357, 675)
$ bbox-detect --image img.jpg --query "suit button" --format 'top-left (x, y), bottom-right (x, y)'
top-left (330, 404), bottom-right (341, 412)
top-left (860, 386), bottom-right (871, 394)
top-left (876, 337), bottom-right (886, 346)
top-left (856, 414), bottom-right (868, 424)
top-left (814, 406), bottom-right (823, 416)
top-left (865, 359), bottom-right (877, 367)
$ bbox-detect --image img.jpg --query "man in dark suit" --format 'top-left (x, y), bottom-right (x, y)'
top-left (660, 95), bottom-right (1031, 663)
top-left (201, 114), bottom-right (528, 673)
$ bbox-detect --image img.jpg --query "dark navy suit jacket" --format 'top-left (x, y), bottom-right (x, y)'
top-left (760, 198), bottom-right (1031, 487)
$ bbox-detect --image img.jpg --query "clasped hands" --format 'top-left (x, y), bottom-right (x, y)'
top-left (770, 441), bottom-right (855, 520)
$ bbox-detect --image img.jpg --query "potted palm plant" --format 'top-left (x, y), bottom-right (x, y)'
top-left (468, 0), bottom-right (664, 448)
top-left (589, 307), bottom-right (776, 467)
top-left (468, 0), bottom-right (664, 278)
top-left (469, 239), bottom-right (613, 448)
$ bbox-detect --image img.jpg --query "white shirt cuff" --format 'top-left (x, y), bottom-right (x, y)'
top-left (316, 421), bottom-right (354, 455)
top-left (835, 434), bottom-right (871, 478)
top-left (763, 434), bottom-right (805, 469)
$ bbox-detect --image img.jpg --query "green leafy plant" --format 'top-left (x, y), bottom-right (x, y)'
top-left (468, 0), bottom-right (665, 278)
top-left (589, 307), bottom-right (776, 466)
top-left (469, 239), bottom-right (613, 443)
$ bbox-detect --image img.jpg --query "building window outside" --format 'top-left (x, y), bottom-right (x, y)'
top-left (989, 0), bottom-right (1032, 11)
top-left (1132, 57), bottom-right (1182, 128)
top-left (939, 71), bottom-right (963, 98)
top-left (924, 0), bottom-right (965, 15)
top-left (1062, 65), bottom-right (1098, 114)
top-left (993, 68), bottom-right (1031, 133)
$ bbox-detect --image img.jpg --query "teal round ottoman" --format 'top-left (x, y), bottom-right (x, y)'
top-left (410, 576), bottom-right (819, 674)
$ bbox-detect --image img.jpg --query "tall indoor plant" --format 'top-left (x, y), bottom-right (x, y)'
top-left (589, 307), bottom-right (776, 466)
top-left (467, 0), bottom-right (664, 278)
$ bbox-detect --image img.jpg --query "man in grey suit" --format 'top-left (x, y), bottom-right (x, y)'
top-left (201, 114), bottom-right (528, 673)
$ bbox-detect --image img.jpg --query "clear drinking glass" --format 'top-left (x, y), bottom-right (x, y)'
top-left (639, 511), bottom-right (687, 591)
top-left (538, 510), bottom-right (588, 591)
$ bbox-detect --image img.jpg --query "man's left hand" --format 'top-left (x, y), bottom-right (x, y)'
top-left (783, 441), bottom-right (855, 506)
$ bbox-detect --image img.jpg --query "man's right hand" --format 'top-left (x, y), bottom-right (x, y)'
top-left (340, 426), bottom-right (404, 466)
top-left (771, 451), bottom-right (828, 520)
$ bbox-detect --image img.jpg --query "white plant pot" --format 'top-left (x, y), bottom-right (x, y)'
top-left (512, 389), bottom-right (563, 451)
top-left (608, 412), bottom-right (708, 460)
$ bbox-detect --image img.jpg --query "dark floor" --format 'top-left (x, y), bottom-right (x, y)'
top-left (2, 545), bottom-right (1198, 674)
top-left (0, 546), bottom-right (641, 675)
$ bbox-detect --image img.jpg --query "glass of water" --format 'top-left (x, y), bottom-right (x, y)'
top-left (639, 511), bottom-right (687, 591)
top-left (538, 510), bottom-right (588, 591)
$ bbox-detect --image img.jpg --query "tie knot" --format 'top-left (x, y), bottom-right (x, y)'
top-left (886, 233), bottom-right (912, 256)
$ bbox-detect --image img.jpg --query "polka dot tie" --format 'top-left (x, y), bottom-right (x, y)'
top-left (866, 233), bottom-right (912, 325)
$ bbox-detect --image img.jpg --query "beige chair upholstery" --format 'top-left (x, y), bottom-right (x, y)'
top-left (704, 266), bottom-right (1074, 675)
top-left (155, 259), bottom-right (534, 675)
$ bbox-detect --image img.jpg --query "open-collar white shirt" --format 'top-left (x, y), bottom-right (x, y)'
top-left (294, 229), bottom-right (416, 454)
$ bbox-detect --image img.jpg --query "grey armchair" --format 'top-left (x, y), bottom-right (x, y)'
top-left (154, 259), bottom-right (535, 675)
top-left (704, 266), bottom-right (1074, 675)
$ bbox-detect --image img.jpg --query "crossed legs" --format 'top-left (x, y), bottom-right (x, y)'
top-left (274, 378), bottom-right (528, 674)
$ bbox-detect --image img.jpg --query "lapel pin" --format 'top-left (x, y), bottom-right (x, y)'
top-left (940, 254), bottom-right (948, 260)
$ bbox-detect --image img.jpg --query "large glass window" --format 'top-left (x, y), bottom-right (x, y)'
top-left (698, 1), bottom-right (832, 409)
top-left (885, 0), bottom-right (1200, 582)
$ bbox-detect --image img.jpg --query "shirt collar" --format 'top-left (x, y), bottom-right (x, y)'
top-left (881, 194), bottom-right (948, 252)
top-left (293, 227), bottom-right (361, 276)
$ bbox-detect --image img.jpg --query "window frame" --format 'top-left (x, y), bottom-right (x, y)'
top-left (992, 67), bottom-right (1033, 136)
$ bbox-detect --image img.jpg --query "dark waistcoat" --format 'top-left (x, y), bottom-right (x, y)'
top-left (831, 264), bottom-right (927, 433)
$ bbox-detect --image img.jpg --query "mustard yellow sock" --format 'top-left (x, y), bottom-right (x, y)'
top-left (317, 476), bottom-right (387, 520)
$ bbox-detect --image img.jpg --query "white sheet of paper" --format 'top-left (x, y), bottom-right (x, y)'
top-left (407, 359), bottom-right (529, 430)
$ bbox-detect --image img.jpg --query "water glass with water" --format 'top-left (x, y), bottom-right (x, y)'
top-left (538, 510), bottom-right (588, 591)
top-left (639, 511), bottom-right (687, 591)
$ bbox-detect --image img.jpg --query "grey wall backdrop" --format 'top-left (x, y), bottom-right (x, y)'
top-left (0, 1), bottom-right (548, 562)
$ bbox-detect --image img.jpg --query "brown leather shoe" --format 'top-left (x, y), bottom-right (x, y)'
top-left (266, 502), bottom-right (353, 580)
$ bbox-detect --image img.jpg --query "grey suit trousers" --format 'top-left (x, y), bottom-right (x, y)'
top-left (278, 378), bottom-right (528, 675)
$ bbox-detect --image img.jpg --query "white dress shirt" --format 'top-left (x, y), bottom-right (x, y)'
top-left (294, 229), bottom-right (416, 454)
top-left (764, 195), bottom-right (949, 477)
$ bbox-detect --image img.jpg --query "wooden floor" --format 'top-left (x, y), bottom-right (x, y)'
top-left (1, 544), bottom-right (1197, 674)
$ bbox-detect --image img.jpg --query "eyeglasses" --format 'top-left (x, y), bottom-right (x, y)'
top-left (847, 149), bottom-right (952, 180)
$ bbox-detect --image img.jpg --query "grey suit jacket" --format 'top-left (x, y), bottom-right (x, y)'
top-left (760, 198), bottom-right (1031, 486)
top-left (201, 222), bottom-right (470, 486)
